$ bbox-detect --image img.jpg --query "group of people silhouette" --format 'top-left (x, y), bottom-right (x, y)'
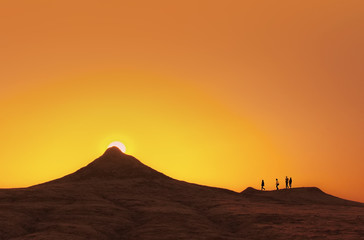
top-left (260, 176), bottom-right (292, 190)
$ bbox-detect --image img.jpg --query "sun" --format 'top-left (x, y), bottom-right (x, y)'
top-left (108, 141), bottom-right (126, 153)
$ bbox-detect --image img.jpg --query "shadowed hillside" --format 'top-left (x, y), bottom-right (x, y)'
top-left (0, 148), bottom-right (363, 240)
top-left (241, 187), bottom-right (362, 206)
top-left (48, 147), bottom-right (170, 183)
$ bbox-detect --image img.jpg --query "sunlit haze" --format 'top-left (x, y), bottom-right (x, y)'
top-left (108, 141), bottom-right (126, 153)
top-left (0, 1), bottom-right (363, 202)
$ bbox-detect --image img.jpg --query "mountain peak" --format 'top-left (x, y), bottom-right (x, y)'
top-left (103, 146), bottom-right (125, 157)
top-left (50, 148), bottom-right (169, 183)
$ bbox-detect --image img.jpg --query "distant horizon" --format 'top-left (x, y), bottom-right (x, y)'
top-left (1, 146), bottom-right (361, 204)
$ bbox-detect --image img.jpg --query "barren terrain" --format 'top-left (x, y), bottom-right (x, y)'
top-left (0, 147), bottom-right (363, 239)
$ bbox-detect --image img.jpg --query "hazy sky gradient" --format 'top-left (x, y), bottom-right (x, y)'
top-left (1, 1), bottom-right (363, 201)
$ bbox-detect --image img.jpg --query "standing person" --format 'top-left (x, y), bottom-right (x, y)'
top-left (261, 180), bottom-right (265, 191)
top-left (285, 176), bottom-right (289, 189)
top-left (289, 177), bottom-right (292, 188)
top-left (276, 178), bottom-right (279, 190)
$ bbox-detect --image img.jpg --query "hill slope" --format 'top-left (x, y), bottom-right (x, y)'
top-left (48, 147), bottom-right (170, 183)
top-left (0, 148), bottom-right (363, 240)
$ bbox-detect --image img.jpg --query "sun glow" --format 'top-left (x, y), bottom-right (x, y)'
top-left (108, 141), bottom-right (126, 153)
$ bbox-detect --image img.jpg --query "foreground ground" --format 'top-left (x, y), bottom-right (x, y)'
top-left (0, 147), bottom-right (363, 240)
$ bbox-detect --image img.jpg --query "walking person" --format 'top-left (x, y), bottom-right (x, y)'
top-left (276, 178), bottom-right (279, 190)
top-left (285, 176), bottom-right (289, 189)
top-left (289, 177), bottom-right (292, 188)
top-left (261, 180), bottom-right (265, 191)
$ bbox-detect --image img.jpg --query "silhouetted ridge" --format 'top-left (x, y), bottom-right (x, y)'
top-left (102, 146), bottom-right (126, 157)
top-left (241, 187), bottom-right (256, 195)
top-left (51, 147), bottom-right (169, 183)
top-left (241, 187), bottom-right (362, 206)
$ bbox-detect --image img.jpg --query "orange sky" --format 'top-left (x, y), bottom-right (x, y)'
top-left (0, 1), bottom-right (363, 202)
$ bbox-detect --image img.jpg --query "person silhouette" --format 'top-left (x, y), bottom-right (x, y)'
top-left (285, 176), bottom-right (288, 189)
top-left (289, 177), bottom-right (292, 188)
top-left (276, 178), bottom-right (279, 190)
top-left (261, 180), bottom-right (265, 191)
